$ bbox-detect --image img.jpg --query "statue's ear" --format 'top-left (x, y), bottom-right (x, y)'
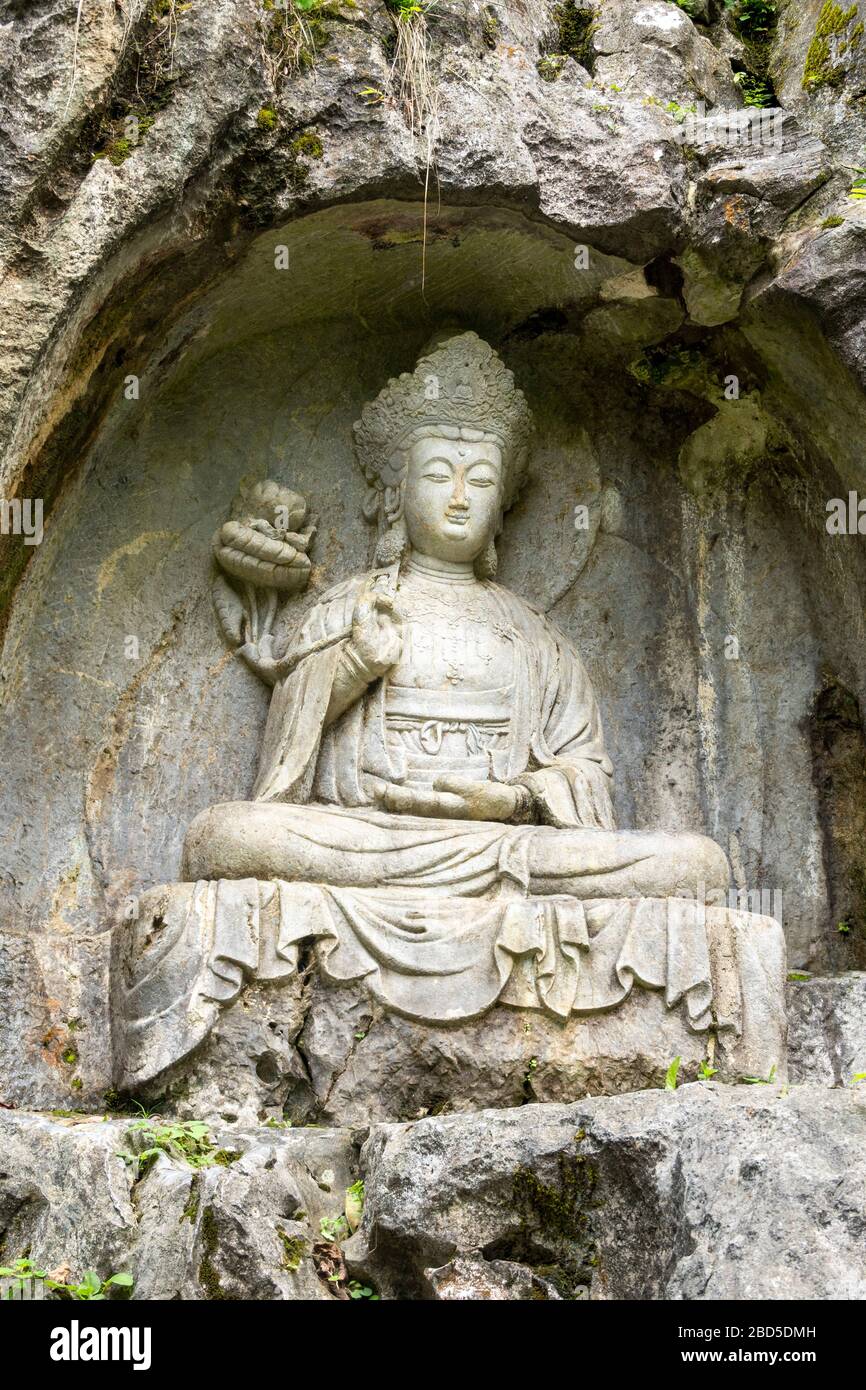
top-left (362, 486), bottom-right (380, 523)
top-left (383, 479), bottom-right (405, 524)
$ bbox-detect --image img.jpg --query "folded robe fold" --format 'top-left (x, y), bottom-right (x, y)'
top-left (120, 879), bottom-right (751, 1086)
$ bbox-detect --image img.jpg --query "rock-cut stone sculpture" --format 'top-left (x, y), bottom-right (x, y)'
top-left (118, 333), bottom-right (786, 1100)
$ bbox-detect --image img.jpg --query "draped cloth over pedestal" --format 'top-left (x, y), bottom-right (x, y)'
top-left (120, 871), bottom-right (765, 1088)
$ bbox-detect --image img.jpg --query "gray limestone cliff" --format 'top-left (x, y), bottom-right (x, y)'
top-left (1, 0), bottom-right (865, 1301)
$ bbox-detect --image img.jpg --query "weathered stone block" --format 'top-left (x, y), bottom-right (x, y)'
top-left (297, 959), bottom-right (786, 1126)
top-left (787, 971), bottom-right (866, 1086)
top-left (0, 928), bottom-right (111, 1109)
top-left (3, 1085), bottom-right (863, 1300)
top-left (347, 1084), bottom-right (866, 1300)
top-left (0, 1110), bottom-right (357, 1301)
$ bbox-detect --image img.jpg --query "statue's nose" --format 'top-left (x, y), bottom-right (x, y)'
top-left (449, 474), bottom-right (469, 510)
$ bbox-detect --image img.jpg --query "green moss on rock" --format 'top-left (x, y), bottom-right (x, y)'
top-left (803, 2), bottom-right (863, 90)
top-left (481, 5), bottom-right (499, 48)
top-left (180, 1174), bottom-right (201, 1225)
top-left (553, 1), bottom-right (598, 71)
top-left (629, 343), bottom-right (711, 394)
top-left (537, 2), bottom-right (598, 79)
top-left (291, 131), bottom-right (324, 159)
top-left (276, 1227), bottom-right (307, 1272)
top-left (537, 54), bottom-right (567, 81)
top-left (510, 1152), bottom-right (599, 1299)
top-left (198, 1206), bottom-right (228, 1300)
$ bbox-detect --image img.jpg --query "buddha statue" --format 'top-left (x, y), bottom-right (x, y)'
top-left (183, 332), bottom-right (729, 902)
top-left (120, 333), bottom-right (788, 1103)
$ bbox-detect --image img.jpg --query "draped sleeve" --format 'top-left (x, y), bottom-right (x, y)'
top-left (252, 578), bottom-right (361, 804)
top-left (512, 604), bottom-right (616, 831)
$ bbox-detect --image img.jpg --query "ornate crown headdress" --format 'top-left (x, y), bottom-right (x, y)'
top-left (353, 332), bottom-right (534, 510)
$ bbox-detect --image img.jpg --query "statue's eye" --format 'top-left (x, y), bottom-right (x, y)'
top-left (423, 471), bottom-right (451, 482)
top-left (469, 477), bottom-right (495, 488)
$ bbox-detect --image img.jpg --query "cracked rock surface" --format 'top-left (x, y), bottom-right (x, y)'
top-left (346, 1082), bottom-right (866, 1300)
top-left (0, 1109), bottom-right (358, 1300)
top-left (2, 1083), bottom-right (864, 1300)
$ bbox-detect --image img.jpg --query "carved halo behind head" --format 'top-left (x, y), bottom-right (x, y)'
top-left (353, 332), bottom-right (534, 573)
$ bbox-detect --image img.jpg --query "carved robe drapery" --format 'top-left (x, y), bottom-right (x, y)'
top-left (252, 569), bottom-right (615, 832)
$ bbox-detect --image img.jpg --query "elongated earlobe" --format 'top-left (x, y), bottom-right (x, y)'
top-left (375, 476), bottom-right (408, 565)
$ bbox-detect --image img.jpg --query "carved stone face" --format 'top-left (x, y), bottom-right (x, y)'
top-left (402, 434), bottom-right (503, 563)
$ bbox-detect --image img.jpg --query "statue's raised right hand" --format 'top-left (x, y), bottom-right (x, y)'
top-left (348, 583), bottom-right (403, 679)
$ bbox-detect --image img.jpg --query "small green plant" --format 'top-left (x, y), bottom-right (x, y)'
top-left (665, 1056), bottom-right (682, 1090)
top-left (741, 1063), bottom-right (778, 1084)
top-left (821, 215), bottom-right (845, 228)
top-left (0, 1258), bottom-right (46, 1297)
top-left (51, 1271), bottom-right (134, 1302)
top-left (386, 0), bottom-right (430, 14)
top-left (727, 0), bottom-right (777, 41)
top-left (726, 0), bottom-right (778, 105)
top-left (358, 87), bottom-right (384, 105)
top-left (734, 70), bottom-right (774, 106)
top-left (698, 1059), bottom-right (718, 1080)
top-left (319, 1213), bottom-right (350, 1242)
top-left (787, 970), bottom-right (812, 981)
top-left (348, 1279), bottom-right (379, 1299)
top-left (257, 105), bottom-right (278, 130)
top-left (664, 99), bottom-right (697, 123)
top-left (850, 1072), bottom-right (866, 1084)
top-left (260, 0), bottom-right (333, 85)
top-left (345, 1179), bottom-right (365, 1233)
top-left (848, 170), bottom-right (866, 200)
top-left (837, 919), bottom-right (853, 933)
top-left (118, 1118), bottom-right (238, 1177)
top-left (0, 1259), bottom-right (132, 1301)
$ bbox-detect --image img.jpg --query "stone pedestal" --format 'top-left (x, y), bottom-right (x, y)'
top-left (127, 965), bottom-right (788, 1127)
top-left (114, 879), bottom-right (787, 1125)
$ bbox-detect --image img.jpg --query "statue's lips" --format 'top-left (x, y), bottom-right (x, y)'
top-left (443, 513), bottom-right (469, 527)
